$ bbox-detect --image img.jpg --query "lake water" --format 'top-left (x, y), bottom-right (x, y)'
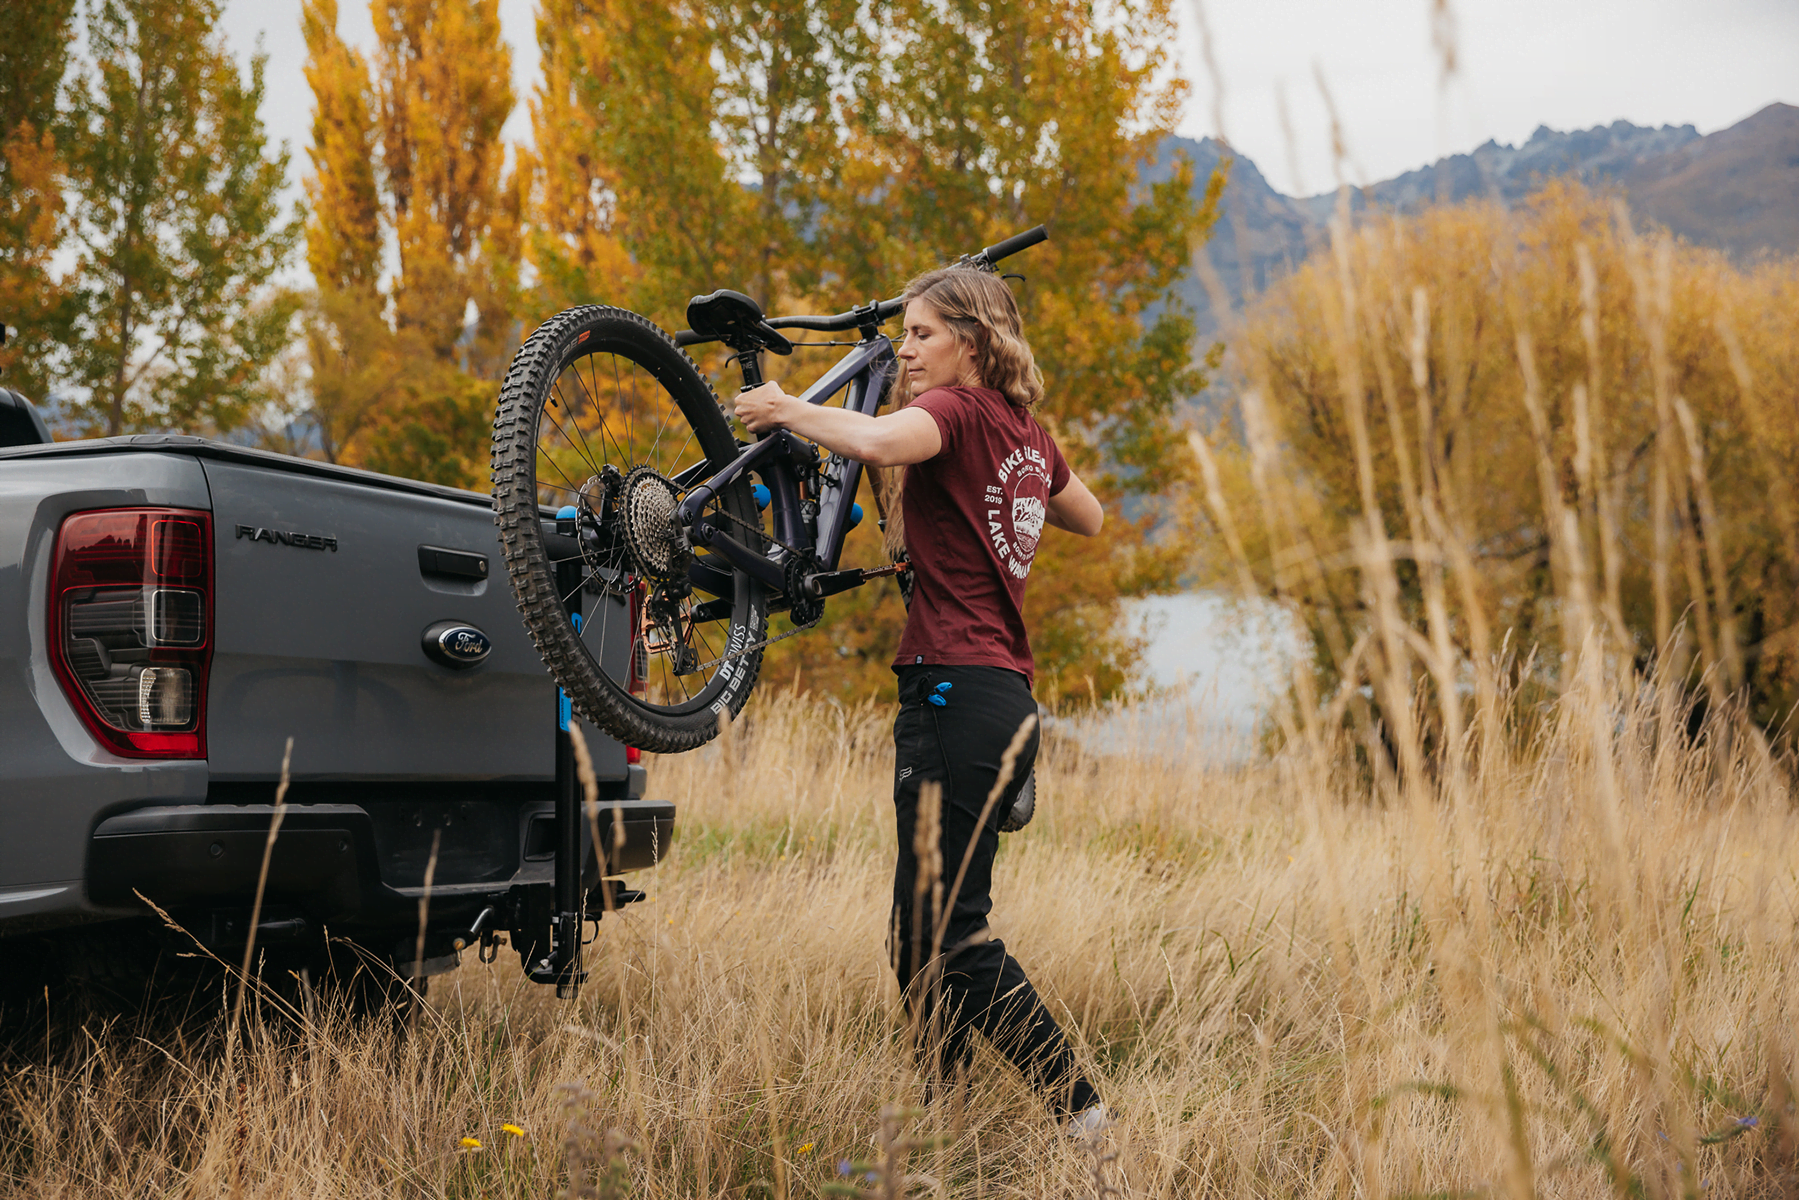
top-left (1062, 591), bottom-right (1304, 762)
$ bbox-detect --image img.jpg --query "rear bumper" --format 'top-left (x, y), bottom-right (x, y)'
top-left (87, 799), bottom-right (675, 923)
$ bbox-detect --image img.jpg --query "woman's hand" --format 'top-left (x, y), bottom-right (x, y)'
top-left (734, 382), bottom-right (797, 434)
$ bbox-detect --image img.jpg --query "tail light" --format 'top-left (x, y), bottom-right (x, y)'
top-left (49, 508), bottom-right (212, 759)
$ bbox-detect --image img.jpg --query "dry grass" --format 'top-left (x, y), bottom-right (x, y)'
top-left (3, 681), bottom-right (1795, 1198)
top-left (7, 109), bottom-right (1797, 1200)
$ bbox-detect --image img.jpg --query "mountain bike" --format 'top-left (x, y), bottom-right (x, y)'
top-left (491, 226), bottom-right (1049, 753)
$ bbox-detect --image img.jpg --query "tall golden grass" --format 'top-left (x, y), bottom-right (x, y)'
top-left (1196, 182), bottom-right (1799, 745)
top-left (3, 679), bottom-right (1794, 1197)
top-left (6, 178), bottom-right (1797, 1197)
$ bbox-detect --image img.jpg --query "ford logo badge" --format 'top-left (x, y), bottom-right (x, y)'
top-left (422, 620), bottom-right (491, 669)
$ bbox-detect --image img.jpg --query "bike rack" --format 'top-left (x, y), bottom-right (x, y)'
top-left (525, 506), bottom-right (589, 997)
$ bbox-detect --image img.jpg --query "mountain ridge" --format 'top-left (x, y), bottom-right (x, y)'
top-left (1155, 102), bottom-right (1798, 337)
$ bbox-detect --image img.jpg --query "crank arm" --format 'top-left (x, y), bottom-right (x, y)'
top-left (803, 567), bottom-right (872, 598)
top-left (801, 561), bottom-right (910, 599)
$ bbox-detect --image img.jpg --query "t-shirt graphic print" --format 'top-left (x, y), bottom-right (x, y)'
top-left (894, 386), bottom-right (1071, 682)
top-left (989, 444), bottom-right (1054, 576)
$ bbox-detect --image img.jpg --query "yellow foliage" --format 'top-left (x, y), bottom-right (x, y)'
top-left (1199, 182), bottom-right (1799, 740)
top-left (0, 121), bottom-right (73, 400)
top-left (301, 0), bottom-right (521, 484)
top-left (374, 0), bottom-right (516, 364)
top-left (300, 0), bottom-right (381, 296)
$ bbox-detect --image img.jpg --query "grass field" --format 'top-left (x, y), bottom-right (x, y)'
top-left (5, 681), bottom-right (1795, 1198)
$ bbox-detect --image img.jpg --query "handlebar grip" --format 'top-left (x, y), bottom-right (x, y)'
top-left (982, 225), bottom-right (1048, 265)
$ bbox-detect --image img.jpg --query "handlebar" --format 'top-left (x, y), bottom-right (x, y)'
top-left (766, 296), bottom-right (905, 335)
top-left (977, 225), bottom-right (1048, 266)
top-left (675, 225), bottom-right (1047, 345)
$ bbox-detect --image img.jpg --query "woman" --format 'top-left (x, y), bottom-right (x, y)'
top-left (734, 267), bottom-right (1108, 1134)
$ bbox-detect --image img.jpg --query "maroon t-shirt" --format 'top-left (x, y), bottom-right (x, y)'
top-left (892, 386), bottom-right (1071, 682)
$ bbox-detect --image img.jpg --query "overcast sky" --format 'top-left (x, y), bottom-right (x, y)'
top-left (222, 0), bottom-right (1797, 210)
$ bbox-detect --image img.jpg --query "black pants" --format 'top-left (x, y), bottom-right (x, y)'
top-left (890, 664), bottom-right (1099, 1116)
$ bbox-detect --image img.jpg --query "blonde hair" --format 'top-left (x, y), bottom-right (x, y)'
top-left (870, 268), bottom-right (1042, 561)
top-left (899, 267), bottom-right (1043, 409)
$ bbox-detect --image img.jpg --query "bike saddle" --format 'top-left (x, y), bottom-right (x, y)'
top-left (685, 289), bottom-right (794, 356)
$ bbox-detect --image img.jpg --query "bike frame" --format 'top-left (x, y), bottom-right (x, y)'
top-left (673, 331), bottom-right (895, 595)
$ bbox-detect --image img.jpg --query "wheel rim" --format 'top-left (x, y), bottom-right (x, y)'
top-left (531, 334), bottom-right (760, 716)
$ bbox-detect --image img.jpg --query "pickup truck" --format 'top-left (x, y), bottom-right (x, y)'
top-left (0, 386), bottom-right (671, 1004)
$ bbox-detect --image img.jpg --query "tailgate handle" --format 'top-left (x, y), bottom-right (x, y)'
top-left (418, 544), bottom-right (490, 581)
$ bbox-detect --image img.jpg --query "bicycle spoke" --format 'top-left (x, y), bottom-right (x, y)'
top-left (560, 363), bottom-right (609, 485)
top-left (587, 352), bottom-right (629, 467)
top-left (535, 438), bottom-right (587, 502)
top-left (690, 616), bottom-right (722, 667)
top-left (560, 364), bottom-right (630, 471)
top-left (640, 360), bottom-right (671, 470)
top-left (558, 572), bottom-right (587, 610)
top-left (540, 394), bottom-right (602, 488)
top-left (546, 377), bottom-right (603, 478)
top-left (610, 353), bottom-right (638, 460)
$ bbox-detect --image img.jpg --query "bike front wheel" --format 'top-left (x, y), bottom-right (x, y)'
top-left (492, 305), bottom-right (767, 753)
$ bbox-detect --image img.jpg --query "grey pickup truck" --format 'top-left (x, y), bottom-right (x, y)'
top-left (0, 386), bottom-right (670, 1003)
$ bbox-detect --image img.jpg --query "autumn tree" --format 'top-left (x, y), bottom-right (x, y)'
top-left (826, 0), bottom-right (1212, 706)
top-left (525, 0), bottom-right (866, 326)
top-left (521, 0), bottom-right (641, 316)
top-left (299, 0), bottom-right (397, 463)
top-left (59, 0), bottom-right (300, 436)
top-left (0, 0), bottom-right (79, 400)
top-left (301, 0), bottom-right (519, 485)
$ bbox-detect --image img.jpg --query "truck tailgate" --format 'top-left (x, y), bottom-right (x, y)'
top-left (204, 460), bottom-right (578, 782)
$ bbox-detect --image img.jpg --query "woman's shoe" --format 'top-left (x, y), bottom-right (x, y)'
top-left (1063, 1102), bottom-right (1113, 1140)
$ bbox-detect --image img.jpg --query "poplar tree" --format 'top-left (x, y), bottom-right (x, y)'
top-left (299, 0), bottom-right (394, 463)
top-left (301, 0), bottom-right (521, 484)
top-left (525, 0), bottom-right (866, 325)
top-left (523, 0), bottom-right (640, 315)
top-left (61, 0), bottom-right (300, 436)
top-left (357, 0), bottom-right (518, 485)
top-left (374, 0), bottom-right (516, 361)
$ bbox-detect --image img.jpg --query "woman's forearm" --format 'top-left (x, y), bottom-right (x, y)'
top-left (735, 383), bottom-right (940, 467)
top-left (778, 401), bottom-right (886, 462)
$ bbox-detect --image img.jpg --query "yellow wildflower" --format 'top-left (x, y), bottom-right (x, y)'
top-left (502, 1124), bottom-right (526, 1138)
top-left (797, 1142), bottom-right (815, 1155)
top-left (459, 1136), bottom-right (482, 1150)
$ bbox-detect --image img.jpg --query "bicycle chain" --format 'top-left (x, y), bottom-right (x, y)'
top-left (690, 612), bottom-right (819, 672)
